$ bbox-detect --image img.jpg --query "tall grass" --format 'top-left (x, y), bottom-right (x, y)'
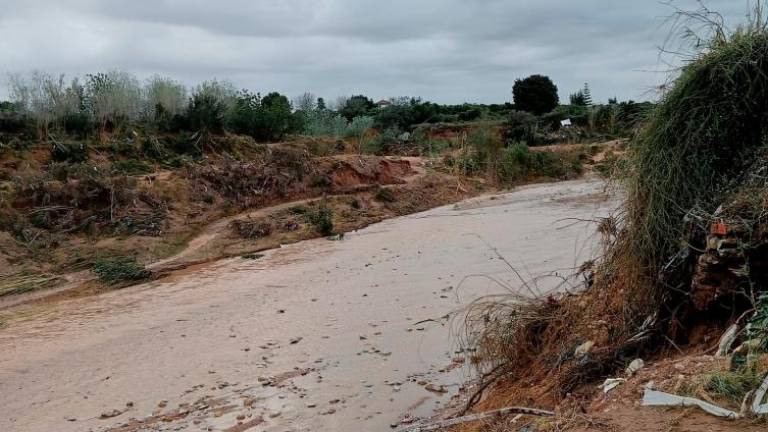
top-left (627, 15), bottom-right (768, 270)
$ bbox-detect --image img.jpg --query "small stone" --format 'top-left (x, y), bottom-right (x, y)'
top-left (99, 409), bottom-right (123, 419)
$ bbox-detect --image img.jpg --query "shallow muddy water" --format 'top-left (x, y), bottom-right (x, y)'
top-left (0, 177), bottom-right (619, 432)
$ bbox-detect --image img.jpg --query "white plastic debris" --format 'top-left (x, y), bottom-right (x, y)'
top-left (642, 388), bottom-right (740, 419)
top-left (715, 324), bottom-right (739, 357)
top-left (625, 358), bottom-right (644, 376)
top-left (599, 378), bottom-right (626, 394)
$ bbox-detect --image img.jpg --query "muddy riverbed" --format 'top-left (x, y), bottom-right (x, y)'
top-left (0, 177), bottom-right (619, 432)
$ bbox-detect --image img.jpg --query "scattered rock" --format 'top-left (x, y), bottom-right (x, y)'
top-left (425, 383), bottom-right (447, 394)
top-left (626, 358), bottom-right (645, 376)
top-left (99, 409), bottom-right (124, 419)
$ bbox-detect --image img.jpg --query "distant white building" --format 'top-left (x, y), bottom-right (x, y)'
top-left (560, 118), bottom-right (573, 127)
top-left (375, 99), bottom-right (392, 108)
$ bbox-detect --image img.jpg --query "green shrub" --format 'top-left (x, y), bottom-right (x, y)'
top-left (305, 202), bottom-right (334, 235)
top-left (374, 187), bottom-right (396, 203)
top-left (504, 110), bottom-right (537, 145)
top-left (51, 141), bottom-right (89, 163)
top-left (365, 128), bottom-right (399, 154)
top-left (63, 111), bottom-right (93, 138)
top-left (111, 159), bottom-right (153, 175)
top-left (446, 152), bottom-right (482, 175)
top-left (168, 134), bottom-right (202, 157)
top-left (91, 256), bottom-right (151, 285)
top-left (0, 112), bottom-right (29, 134)
top-left (47, 162), bottom-right (103, 181)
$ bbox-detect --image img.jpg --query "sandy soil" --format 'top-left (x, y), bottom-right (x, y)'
top-left (0, 177), bottom-right (618, 432)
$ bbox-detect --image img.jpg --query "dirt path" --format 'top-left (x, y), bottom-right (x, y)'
top-left (0, 177), bottom-right (619, 432)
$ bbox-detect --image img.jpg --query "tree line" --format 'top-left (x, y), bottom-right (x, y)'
top-left (0, 70), bottom-right (651, 146)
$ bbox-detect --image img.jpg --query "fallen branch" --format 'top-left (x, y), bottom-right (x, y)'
top-left (395, 406), bottom-right (555, 432)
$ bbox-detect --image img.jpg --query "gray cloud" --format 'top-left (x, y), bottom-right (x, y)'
top-left (0, 0), bottom-right (756, 104)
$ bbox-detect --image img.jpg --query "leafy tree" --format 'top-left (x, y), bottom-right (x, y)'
top-left (193, 80), bottom-right (236, 110)
top-left (226, 90), bottom-right (260, 135)
top-left (374, 97), bottom-right (441, 130)
top-left (144, 76), bottom-right (187, 120)
top-left (226, 91), bottom-right (297, 141)
top-left (187, 92), bottom-right (226, 136)
top-left (339, 95), bottom-right (374, 121)
top-left (85, 71), bottom-right (142, 132)
top-left (9, 72), bottom-right (85, 137)
top-left (255, 92), bottom-right (295, 141)
top-left (512, 74), bottom-right (559, 115)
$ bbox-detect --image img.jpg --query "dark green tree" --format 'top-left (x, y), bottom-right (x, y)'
top-left (256, 92), bottom-right (295, 141)
top-left (339, 95), bottom-right (374, 121)
top-left (570, 91), bottom-right (586, 106)
top-left (187, 92), bottom-right (226, 135)
top-left (226, 91), bottom-right (297, 141)
top-left (512, 75), bottom-right (559, 115)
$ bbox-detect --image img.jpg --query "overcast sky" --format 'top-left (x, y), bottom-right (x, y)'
top-left (0, 0), bottom-right (756, 104)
